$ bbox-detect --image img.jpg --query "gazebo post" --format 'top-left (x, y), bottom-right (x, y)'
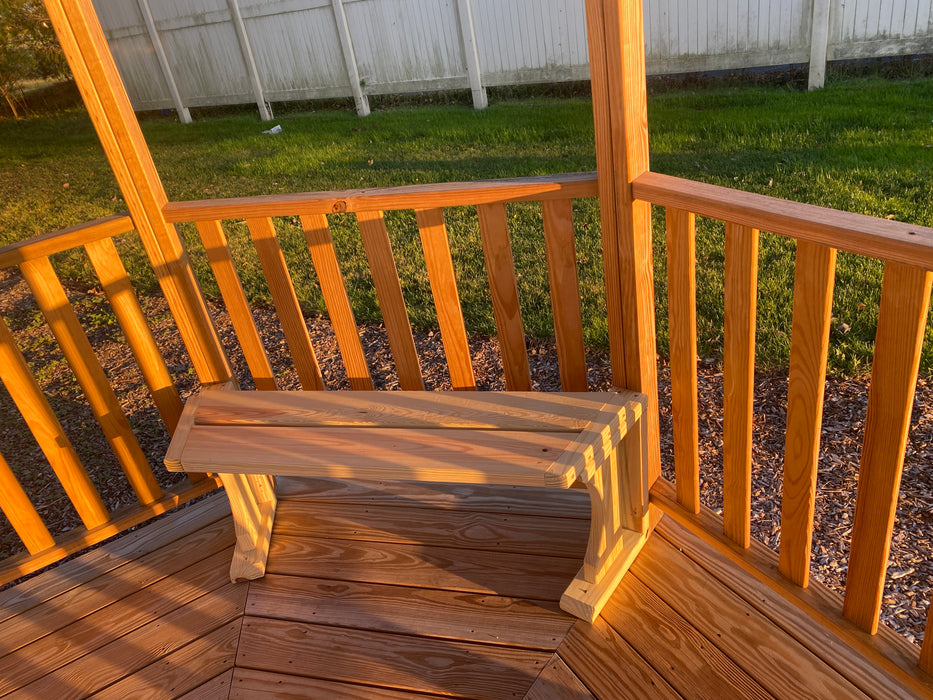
top-left (41, 0), bottom-right (232, 386)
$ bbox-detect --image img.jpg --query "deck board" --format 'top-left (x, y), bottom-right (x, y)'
top-left (0, 478), bottom-right (927, 699)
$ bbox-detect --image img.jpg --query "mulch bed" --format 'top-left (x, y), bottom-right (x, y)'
top-left (0, 266), bottom-right (930, 644)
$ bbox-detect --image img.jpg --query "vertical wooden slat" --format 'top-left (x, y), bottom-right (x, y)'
top-left (921, 613), bottom-right (933, 674)
top-left (665, 207), bottom-right (700, 513)
top-left (300, 214), bottom-right (374, 391)
top-left (415, 208), bottom-right (476, 391)
top-left (723, 222), bottom-right (759, 548)
top-left (0, 315), bottom-right (109, 528)
top-left (542, 199), bottom-right (588, 392)
top-left (246, 218), bottom-right (324, 392)
top-left (196, 220), bottom-right (277, 391)
top-left (843, 261), bottom-right (932, 633)
top-left (19, 256), bottom-right (163, 506)
top-left (84, 237), bottom-right (185, 434)
top-left (778, 241), bottom-right (837, 587)
top-left (477, 202), bottom-right (531, 391)
top-left (0, 450), bottom-right (55, 555)
top-left (584, 0), bottom-right (661, 483)
top-left (355, 210), bottom-right (425, 391)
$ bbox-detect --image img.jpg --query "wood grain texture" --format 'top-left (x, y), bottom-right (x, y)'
top-left (779, 241), bottom-right (836, 587)
top-left (844, 262), bottom-right (932, 633)
top-left (922, 614), bottom-right (933, 675)
top-left (301, 213), bottom-right (374, 390)
top-left (665, 207), bottom-right (700, 513)
top-left (542, 198), bottom-right (587, 392)
top-left (523, 654), bottom-right (595, 700)
top-left (42, 0), bottom-right (232, 385)
top-left (651, 479), bottom-right (933, 699)
top-left (266, 536), bottom-right (579, 601)
top-left (601, 571), bottom-right (771, 699)
top-left (558, 617), bottom-right (679, 699)
top-left (356, 210), bottom-right (424, 390)
top-left (0, 214), bottom-right (134, 269)
top-left (178, 669), bottom-right (234, 700)
top-left (20, 256), bottom-right (162, 505)
top-left (247, 574), bottom-right (573, 650)
top-left (0, 314), bottom-right (109, 530)
top-left (273, 500), bottom-right (588, 558)
top-left (0, 450), bottom-right (54, 554)
top-left (723, 222), bottom-right (759, 547)
top-left (84, 236), bottom-right (185, 433)
top-left (196, 219), bottom-right (277, 391)
top-left (163, 172), bottom-right (600, 222)
top-left (416, 207), bottom-right (476, 390)
top-left (478, 202), bottom-right (531, 391)
top-left (236, 616), bottom-right (550, 699)
top-left (246, 217), bottom-right (324, 391)
top-left (230, 668), bottom-right (449, 699)
top-left (632, 534), bottom-right (868, 699)
top-left (633, 171), bottom-right (933, 272)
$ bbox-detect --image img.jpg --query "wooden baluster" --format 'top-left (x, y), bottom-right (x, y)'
top-left (542, 199), bottom-right (588, 392)
top-left (477, 202), bottom-right (531, 391)
top-left (19, 257), bottom-right (162, 506)
top-left (0, 314), bottom-right (110, 529)
top-left (665, 207), bottom-right (700, 513)
top-left (197, 220), bottom-right (277, 391)
top-left (922, 613), bottom-right (933, 674)
top-left (356, 210), bottom-right (424, 391)
top-left (779, 241), bottom-right (837, 587)
top-left (246, 218), bottom-right (324, 391)
top-left (0, 450), bottom-right (55, 555)
top-left (843, 261), bottom-right (932, 633)
top-left (415, 208), bottom-right (476, 391)
top-left (84, 237), bottom-right (185, 434)
top-left (300, 214), bottom-right (374, 391)
top-left (723, 222), bottom-right (759, 548)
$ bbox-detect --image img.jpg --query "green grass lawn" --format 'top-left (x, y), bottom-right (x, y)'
top-left (1, 72), bottom-right (932, 374)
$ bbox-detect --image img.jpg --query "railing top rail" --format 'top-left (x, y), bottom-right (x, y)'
top-left (634, 172), bottom-right (933, 271)
top-left (162, 172), bottom-right (599, 223)
top-left (0, 214), bottom-right (135, 270)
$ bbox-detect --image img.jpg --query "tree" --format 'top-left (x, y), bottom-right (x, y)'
top-left (0, 0), bottom-right (68, 118)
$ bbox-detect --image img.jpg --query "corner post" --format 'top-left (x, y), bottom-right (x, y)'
top-left (584, 0), bottom-right (661, 483)
top-left (43, 0), bottom-right (233, 385)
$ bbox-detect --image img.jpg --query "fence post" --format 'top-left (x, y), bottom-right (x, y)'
top-left (225, 0), bottom-right (273, 121)
top-left (331, 0), bottom-right (370, 116)
top-left (584, 0), bottom-right (661, 484)
top-left (456, 0), bottom-right (488, 109)
top-left (808, 0), bottom-right (832, 90)
top-left (135, 0), bottom-right (190, 123)
top-left (43, 0), bottom-right (233, 386)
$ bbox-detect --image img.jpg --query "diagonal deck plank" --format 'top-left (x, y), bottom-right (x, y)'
top-left (523, 654), bottom-right (596, 699)
top-left (229, 668), bottom-right (451, 698)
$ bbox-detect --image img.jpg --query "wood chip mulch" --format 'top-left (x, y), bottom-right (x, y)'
top-left (0, 266), bottom-right (930, 645)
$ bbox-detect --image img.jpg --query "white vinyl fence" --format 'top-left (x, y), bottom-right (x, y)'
top-left (93, 0), bottom-right (933, 122)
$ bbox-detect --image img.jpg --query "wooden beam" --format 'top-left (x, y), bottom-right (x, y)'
top-left (135, 0), bottom-right (191, 122)
top-left (43, 0), bottom-right (232, 386)
top-left (808, 0), bottom-right (832, 90)
top-left (225, 0), bottom-right (273, 121)
top-left (331, 0), bottom-right (370, 116)
top-left (455, 0), bottom-right (488, 109)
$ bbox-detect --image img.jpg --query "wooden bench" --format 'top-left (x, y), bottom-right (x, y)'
top-left (165, 388), bottom-right (650, 621)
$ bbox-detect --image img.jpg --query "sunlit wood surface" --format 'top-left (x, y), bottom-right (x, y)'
top-left (0, 478), bottom-right (925, 699)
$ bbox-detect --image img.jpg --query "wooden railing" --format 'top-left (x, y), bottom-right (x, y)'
top-left (0, 216), bottom-right (220, 585)
top-left (634, 171), bottom-right (933, 682)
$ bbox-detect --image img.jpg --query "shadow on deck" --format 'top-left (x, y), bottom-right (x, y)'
top-left (0, 478), bottom-right (926, 699)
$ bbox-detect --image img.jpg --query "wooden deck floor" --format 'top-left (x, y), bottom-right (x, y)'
top-left (0, 477), bottom-right (929, 699)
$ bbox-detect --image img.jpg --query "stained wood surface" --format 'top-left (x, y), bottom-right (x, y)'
top-left (523, 655), bottom-right (595, 699)
top-left (230, 668), bottom-right (449, 699)
top-left (722, 222), bottom-right (759, 547)
top-left (633, 171), bottom-right (933, 271)
top-left (356, 210), bottom-right (424, 390)
top-left (301, 213), bottom-right (374, 390)
top-left (542, 198), bottom-right (588, 392)
top-left (0, 450), bottom-right (54, 554)
top-left (416, 207), bottom-right (476, 390)
top-left (246, 217), bottom-right (324, 391)
top-left (665, 207), bottom-right (700, 513)
top-left (478, 202), bottom-right (531, 391)
top-left (163, 172), bottom-right (599, 222)
top-left (196, 219), bottom-right (277, 391)
top-left (0, 214), bottom-right (134, 269)
top-left (844, 262), bottom-right (932, 633)
top-left (178, 670), bottom-right (234, 700)
top-left (779, 241), bottom-right (836, 586)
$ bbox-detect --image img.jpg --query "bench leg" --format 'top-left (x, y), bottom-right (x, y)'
top-left (220, 472), bottom-right (277, 583)
top-left (560, 413), bottom-right (650, 622)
